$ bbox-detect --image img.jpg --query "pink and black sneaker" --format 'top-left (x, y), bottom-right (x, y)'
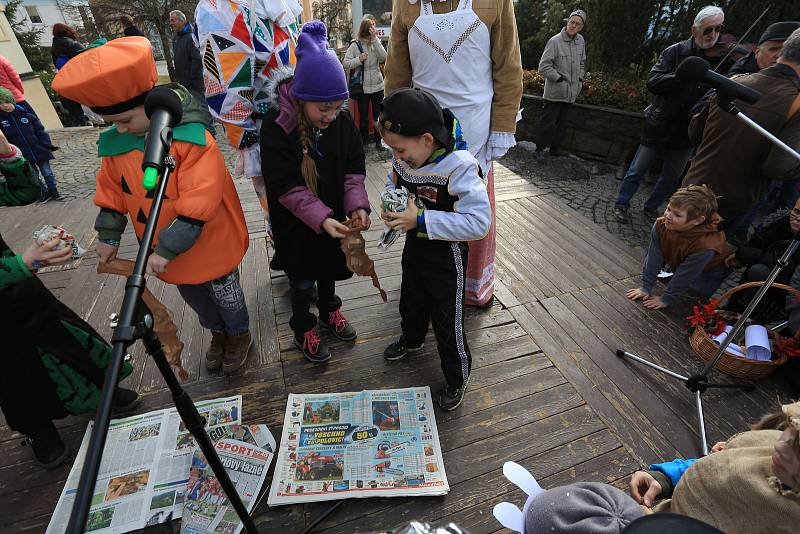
top-left (294, 326), bottom-right (331, 364)
top-left (319, 308), bottom-right (357, 341)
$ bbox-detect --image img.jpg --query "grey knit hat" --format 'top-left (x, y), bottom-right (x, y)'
top-left (567, 9), bottom-right (587, 24)
top-left (493, 462), bottom-right (643, 534)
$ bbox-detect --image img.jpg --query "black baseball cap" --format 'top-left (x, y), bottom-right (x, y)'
top-left (379, 88), bottom-right (451, 146)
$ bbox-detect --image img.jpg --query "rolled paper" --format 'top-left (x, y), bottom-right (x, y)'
top-left (711, 325), bottom-right (745, 357)
top-left (744, 324), bottom-right (772, 361)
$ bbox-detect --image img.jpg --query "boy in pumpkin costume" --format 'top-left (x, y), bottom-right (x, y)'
top-left (52, 37), bottom-right (253, 373)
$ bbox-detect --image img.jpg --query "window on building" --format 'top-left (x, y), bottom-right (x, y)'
top-left (25, 6), bottom-right (43, 25)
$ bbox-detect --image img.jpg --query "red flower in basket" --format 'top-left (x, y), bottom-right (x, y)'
top-left (685, 298), bottom-right (727, 336)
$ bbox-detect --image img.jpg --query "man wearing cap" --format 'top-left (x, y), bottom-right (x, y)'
top-left (614, 5), bottom-right (734, 224)
top-left (533, 9), bottom-right (587, 163)
top-left (52, 37), bottom-right (254, 374)
top-left (729, 21), bottom-right (800, 75)
top-left (384, 0), bottom-right (523, 308)
top-left (682, 28), bottom-right (800, 236)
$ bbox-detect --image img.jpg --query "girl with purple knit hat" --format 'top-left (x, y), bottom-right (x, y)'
top-left (260, 21), bottom-right (370, 363)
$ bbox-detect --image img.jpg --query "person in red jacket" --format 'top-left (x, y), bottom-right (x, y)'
top-left (0, 54), bottom-right (37, 116)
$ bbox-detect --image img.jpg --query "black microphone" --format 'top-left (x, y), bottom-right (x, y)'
top-left (142, 87), bottom-right (183, 189)
top-left (675, 56), bottom-right (761, 104)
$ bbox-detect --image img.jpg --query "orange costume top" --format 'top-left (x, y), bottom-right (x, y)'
top-left (52, 37), bottom-right (248, 285)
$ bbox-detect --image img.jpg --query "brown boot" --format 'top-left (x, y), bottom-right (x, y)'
top-left (223, 331), bottom-right (252, 374)
top-left (206, 330), bottom-right (227, 371)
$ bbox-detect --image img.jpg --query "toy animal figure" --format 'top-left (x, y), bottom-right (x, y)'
top-left (97, 258), bottom-right (188, 381)
top-left (341, 218), bottom-right (387, 302)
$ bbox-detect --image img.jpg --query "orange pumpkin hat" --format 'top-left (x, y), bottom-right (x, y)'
top-left (52, 37), bottom-right (158, 115)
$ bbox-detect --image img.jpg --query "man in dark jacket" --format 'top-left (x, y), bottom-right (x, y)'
top-left (0, 87), bottom-right (60, 200)
top-left (169, 10), bottom-right (215, 135)
top-left (682, 29), bottom-right (800, 236)
top-left (729, 21), bottom-right (800, 76)
top-left (614, 6), bottom-right (732, 224)
top-left (50, 23), bottom-right (89, 127)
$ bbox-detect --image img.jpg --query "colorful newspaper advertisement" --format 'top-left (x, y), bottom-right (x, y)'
top-left (46, 396), bottom-right (245, 534)
top-left (181, 438), bottom-right (273, 534)
top-left (268, 387), bottom-right (449, 505)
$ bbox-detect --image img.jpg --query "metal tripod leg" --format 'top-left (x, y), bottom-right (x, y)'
top-left (616, 349), bottom-right (688, 381)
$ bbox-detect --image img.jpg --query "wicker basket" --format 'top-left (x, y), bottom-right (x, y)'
top-left (688, 281), bottom-right (800, 380)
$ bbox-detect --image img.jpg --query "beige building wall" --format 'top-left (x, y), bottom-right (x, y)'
top-left (0, 5), bottom-right (63, 129)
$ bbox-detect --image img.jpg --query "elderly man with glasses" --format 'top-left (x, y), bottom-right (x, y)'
top-left (614, 5), bottom-right (734, 224)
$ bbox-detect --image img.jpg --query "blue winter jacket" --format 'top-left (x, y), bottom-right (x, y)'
top-left (0, 106), bottom-right (54, 164)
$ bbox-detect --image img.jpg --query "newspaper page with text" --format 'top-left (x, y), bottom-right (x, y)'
top-left (268, 387), bottom-right (449, 505)
top-left (180, 438), bottom-right (273, 534)
top-left (46, 396), bottom-right (243, 534)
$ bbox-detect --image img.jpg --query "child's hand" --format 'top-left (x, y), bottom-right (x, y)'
top-left (629, 471), bottom-right (662, 508)
top-left (710, 441), bottom-right (727, 453)
top-left (626, 288), bottom-right (650, 301)
top-left (643, 295), bottom-right (667, 310)
top-left (322, 218), bottom-right (349, 239)
top-left (349, 209), bottom-right (371, 230)
top-left (96, 242), bottom-right (118, 264)
top-left (146, 253), bottom-right (170, 276)
top-left (385, 196), bottom-right (418, 233)
top-left (21, 238), bottom-right (73, 270)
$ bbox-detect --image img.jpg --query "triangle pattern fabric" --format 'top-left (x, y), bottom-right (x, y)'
top-left (261, 19), bottom-right (274, 39)
top-left (229, 58), bottom-right (252, 89)
top-left (207, 92), bottom-right (227, 115)
top-left (120, 174), bottom-right (132, 195)
top-left (239, 89), bottom-right (254, 102)
top-left (136, 207), bottom-right (148, 225)
top-left (213, 34), bottom-right (236, 51)
top-left (203, 44), bottom-right (221, 81)
top-left (219, 51), bottom-right (247, 82)
top-left (204, 73), bottom-right (225, 96)
top-left (231, 12), bottom-right (252, 48)
top-left (273, 24), bottom-right (289, 47)
top-left (253, 36), bottom-right (269, 53)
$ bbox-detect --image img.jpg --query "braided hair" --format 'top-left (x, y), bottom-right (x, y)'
top-left (294, 100), bottom-right (319, 196)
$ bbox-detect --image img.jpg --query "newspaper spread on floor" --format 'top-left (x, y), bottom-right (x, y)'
top-left (181, 438), bottom-right (273, 534)
top-left (268, 386), bottom-right (449, 505)
top-left (46, 395), bottom-right (274, 534)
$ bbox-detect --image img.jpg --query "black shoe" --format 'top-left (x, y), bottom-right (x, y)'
top-left (614, 204), bottom-right (630, 224)
top-left (533, 149), bottom-right (547, 164)
top-left (269, 254), bottom-right (283, 272)
top-left (35, 191), bottom-right (52, 204)
top-left (383, 337), bottom-right (424, 361)
top-left (294, 327), bottom-right (331, 364)
top-left (23, 422), bottom-right (69, 469)
top-left (438, 376), bottom-right (470, 411)
top-left (319, 309), bottom-right (357, 341)
top-left (113, 388), bottom-right (141, 415)
top-left (643, 207), bottom-right (661, 221)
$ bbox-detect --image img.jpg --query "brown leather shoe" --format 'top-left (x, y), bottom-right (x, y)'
top-left (223, 331), bottom-right (252, 374)
top-left (206, 330), bottom-right (227, 371)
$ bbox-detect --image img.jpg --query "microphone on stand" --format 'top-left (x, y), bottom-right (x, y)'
top-left (676, 56), bottom-right (762, 104)
top-left (142, 87), bottom-right (183, 190)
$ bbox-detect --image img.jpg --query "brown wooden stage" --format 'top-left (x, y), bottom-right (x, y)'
top-left (0, 160), bottom-right (792, 533)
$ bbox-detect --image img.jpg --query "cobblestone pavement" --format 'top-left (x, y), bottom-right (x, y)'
top-left (48, 127), bottom-right (238, 200)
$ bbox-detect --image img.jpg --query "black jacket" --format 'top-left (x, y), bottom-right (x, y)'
top-left (0, 106), bottom-right (53, 164)
top-left (735, 215), bottom-right (799, 272)
top-left (50, 35), bottom-right (83, 69)
top-left (172, 23), bottom-right (204, 94)
top-left (728, 52), bottom-right (759, 76)
top-left (642, 38), bottom-right (732, 148)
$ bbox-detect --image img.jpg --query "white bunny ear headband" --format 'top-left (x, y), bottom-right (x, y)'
top-left (492, 461), bottom-right (544, 533)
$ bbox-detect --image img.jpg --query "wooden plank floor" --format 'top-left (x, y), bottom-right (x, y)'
top-left (0, 158), bottom-right (792, 533)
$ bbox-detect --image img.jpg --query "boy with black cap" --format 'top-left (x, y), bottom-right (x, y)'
top-left (380, 88), bottom-right (491, 410)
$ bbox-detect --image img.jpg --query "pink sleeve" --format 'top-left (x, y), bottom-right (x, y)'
top-left (343, 173), bottom-right (370, 215)
top-left (279, 186), bottom-right (334, 234)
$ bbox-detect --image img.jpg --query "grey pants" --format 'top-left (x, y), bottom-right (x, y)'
top-left (177, 269), bottom-right (249, 335)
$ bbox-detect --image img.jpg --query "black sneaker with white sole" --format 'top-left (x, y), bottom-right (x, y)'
top-left (23, 422), bottom-right (69, 470)
top-left (383, 337), bottom-right (424, 361)
top-left (438, 376), bottom-right (470, 411)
